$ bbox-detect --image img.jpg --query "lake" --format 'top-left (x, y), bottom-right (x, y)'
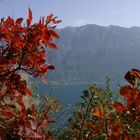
top-left (38, 83), bottom-right (89, 105)
top-left (37, 80), bottom-right (120, 105)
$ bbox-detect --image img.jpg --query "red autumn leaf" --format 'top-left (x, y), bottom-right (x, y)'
top-left (27, 8), bottom-right (32, 26)
top-left (124, 133), bottom-right (131, 140)
top-left (18, 126), bottom-right (23, 136)
top-left (46, 14), bottom-right (53, 24)
top-left (1, 111), bottom-right (14, 118)
top-left (109, 123), bottom-right (125, 139)
top-left (113, 102), bottom-right (126, 112)
top-left (40, 65), bottom-right (55, 72)
top-left (48, 43), bottom-right (57, 49)
top-left (0, 8), bottom-right (60, 139)
top-left (40, 50), bottom-right (46, 59)
top-left (28, 8), bottom-right (32, 22)
top-left (129, 91), bottom-right (140, 108)
top-left (0, 92), bottom-right (3, 97)
top-left (17, 96), bottom-right (26, 115)
top-left (47, 65), bottom-right (55, 70)
top-left (40, 65), bottom-right (48, 72)
top-left (120, 85), bottom-right (133, 99)
top-left (31, 105), bottom-right (36, 116)
top-left (5, 16), bottom-right (14, 26)
top-left (29, 55), bottom-right (35, 64)
top-left (24, 88), bottom-right (32, 96)
top-left (49, 29), bottom-right (59, 39)
top-left (39, 123), bottom-right (46, 129)
top-left (16, 18), bottom-right (23, 25)
top-left (125, 69), bottom-right (140, 86)
top-left (91, 108), bottom-right (104, 118)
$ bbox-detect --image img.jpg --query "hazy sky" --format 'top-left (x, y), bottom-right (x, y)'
top-left (0, 0), bottom-right (140, 28)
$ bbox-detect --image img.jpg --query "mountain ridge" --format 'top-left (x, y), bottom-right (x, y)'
top-left (47, 24), bottom-right (140, 84)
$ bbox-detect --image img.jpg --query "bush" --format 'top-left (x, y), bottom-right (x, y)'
top-left (0, 8), bottom-right (61, 139)
top-left (55, 71), bottom-right (140, 140)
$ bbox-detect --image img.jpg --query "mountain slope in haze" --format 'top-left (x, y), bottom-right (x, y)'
top-left (47, 24), bottom-right (140, 84)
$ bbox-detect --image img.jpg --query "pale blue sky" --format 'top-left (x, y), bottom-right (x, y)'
top-left (0, 0), bottom-right (140, 28)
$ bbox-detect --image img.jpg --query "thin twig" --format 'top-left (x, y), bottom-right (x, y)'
top-left (78, 92), bottom-right (95, 139)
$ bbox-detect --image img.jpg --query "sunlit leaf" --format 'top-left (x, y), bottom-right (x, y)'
top-left (91, 108), bottom-right (104, 118)
top-left (113, 102), bottom-right (126, 112)
top-left (125, 69), bottom-right (140, 86)
top-left (39, 123), bottom-right (46, 129)
top-left (120, 86), bottom-right (133, 99)
top-left (48, 43), bottom-right (57, 49)
top-left (49, 29), bottom-right (59, 39)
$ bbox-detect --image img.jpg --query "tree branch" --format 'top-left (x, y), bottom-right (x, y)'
top-left (78, 91), bottom-right (95, 139)
top-left (0, 48), bottom-right (26, 78)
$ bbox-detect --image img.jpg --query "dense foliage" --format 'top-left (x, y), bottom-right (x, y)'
top-left (0, 9), bottom-right (61, 139)
top-left (55, 70), bottom-right (140, 140)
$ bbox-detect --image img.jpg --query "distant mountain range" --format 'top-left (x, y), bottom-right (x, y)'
top-left (47, 24), bottom-right (140, 84)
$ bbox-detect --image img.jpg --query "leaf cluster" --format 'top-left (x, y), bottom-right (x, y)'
top-left (0, 9), bottom-right (61, 139)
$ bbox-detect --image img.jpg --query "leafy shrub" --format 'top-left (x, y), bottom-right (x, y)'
top-left (0, 8), bottom-right (61, 139)
top-left (56, 71), bottom-right (140, 140)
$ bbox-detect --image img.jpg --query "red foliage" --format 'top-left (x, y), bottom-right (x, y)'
top-left (91, 69), bottom-right (140, 139)
top-left (0, 9), bottom-right (61, 139)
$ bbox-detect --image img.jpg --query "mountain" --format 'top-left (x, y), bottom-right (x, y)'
top-left (47, 24), bottom-right (140, 84)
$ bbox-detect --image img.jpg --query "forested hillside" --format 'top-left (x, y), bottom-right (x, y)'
top-left (48, 24), bottom-right (140, 84)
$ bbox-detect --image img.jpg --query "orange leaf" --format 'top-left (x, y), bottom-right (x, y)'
top-left (39, 123), bottom-right (46, 129)
top-left (91, 108), bottom-right (104, 118)
top-left (49, 29), bottom-right (59, 39)
top-left (48, 43), bottom-right (57, 49)
top-left (46, 14), bottom-right (53, 24)
top-left (124, 133), bottom-right (131, 140)
top-left (40, 65), bottom-right (48, 72)
top-left (125, 69), bottom-right (140, 86)
top-left (24, 88), bottom-right (32, 96)
top-left (113, 102), bottom-right (126, 112)
top-left (120, 86), bottom-right (133, 99)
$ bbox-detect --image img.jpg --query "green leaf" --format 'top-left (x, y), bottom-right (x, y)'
top-left (135, 123), bottom-right (140, 129)
top-left (83, 90), bottom-right (89, 97)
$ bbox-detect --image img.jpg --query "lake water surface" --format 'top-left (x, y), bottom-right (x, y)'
top-left (39, 84), bottom-right (89, 105)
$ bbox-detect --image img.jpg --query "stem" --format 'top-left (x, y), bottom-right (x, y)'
top-left (105, 121), bottom-right (110, 138)
top-left (78, 92), bottom-right (95, 139)
top-left (0, 48), bottom-right (27, 77)
top-left (37, 97), bottom-right (53, 130)
top-left (0, 66), bottom-right (21, 77)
